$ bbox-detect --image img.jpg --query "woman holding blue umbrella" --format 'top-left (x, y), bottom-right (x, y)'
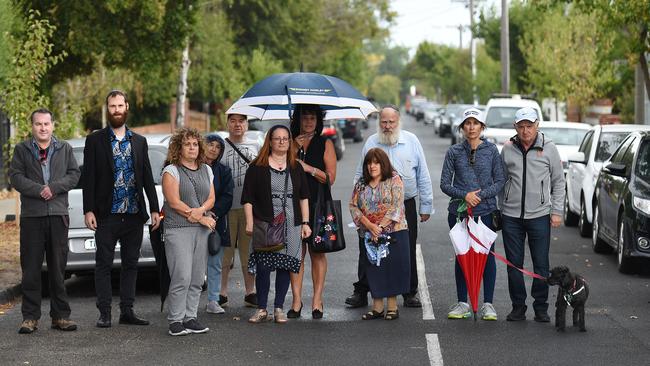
top-left (287, 105), bottom-right (337, 319)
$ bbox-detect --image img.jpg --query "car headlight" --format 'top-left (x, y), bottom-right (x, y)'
top-left (633, 196), bottom-right (650, 215)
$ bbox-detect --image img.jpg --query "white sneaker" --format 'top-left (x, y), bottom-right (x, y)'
top-left (206, 300), bottom-right (225, 314)
top-left (447, 302), bottom-right (471, 319)
top-left (480, 302), bottom-right (497, 321)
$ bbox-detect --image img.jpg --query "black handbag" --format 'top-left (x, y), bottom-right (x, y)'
top-left (207, 230), bottom-right (221, 256)
top-left (308, 173), bottom-right (346, 253)
top-left (492, 209), bottom-right (502, 231)
top-left (252, 168), bottom-right (289, 252)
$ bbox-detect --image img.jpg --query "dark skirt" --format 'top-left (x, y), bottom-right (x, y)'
top-left (366, 229), bottom-right (410, 298)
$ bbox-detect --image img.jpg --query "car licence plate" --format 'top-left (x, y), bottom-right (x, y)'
top-left (84, 239), bottom-right (120, 250)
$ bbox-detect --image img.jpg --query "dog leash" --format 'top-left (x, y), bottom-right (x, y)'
top-left (465, 208), bottom-right (547, 281)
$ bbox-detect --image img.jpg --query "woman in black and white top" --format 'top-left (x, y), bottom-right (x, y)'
top-left (241, 125), bottom-right (311, 324)
top-left (162, 127), bottom-right (215, 336)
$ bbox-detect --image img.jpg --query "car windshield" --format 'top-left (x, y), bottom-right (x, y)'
top-left (539, 127), bottom-right (588, 145)
top-left (635, 141), bottom-right (650, 183)
top-left (72, 145), bottom-right (168, 189)
top-left (595, 132), bottom-right (630, 162)
top-left (485, 107), bottom-right (520, 128)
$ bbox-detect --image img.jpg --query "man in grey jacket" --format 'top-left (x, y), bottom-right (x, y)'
top-left (500, 107), bottom-right (564, 323)
top-left (9, 108), bottom-right (81, 334)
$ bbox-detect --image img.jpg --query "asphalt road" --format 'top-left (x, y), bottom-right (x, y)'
top-left (1, 114), bottom-right (649, 365)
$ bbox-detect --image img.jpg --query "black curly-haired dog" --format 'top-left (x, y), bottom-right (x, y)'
top-left (547, 266), bottom-right (589, 332)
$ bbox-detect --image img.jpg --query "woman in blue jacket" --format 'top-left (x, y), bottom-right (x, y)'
top-left (204, 134), bottom-right (234, 314)
top-left (440, 108), bottom-right (505, 321)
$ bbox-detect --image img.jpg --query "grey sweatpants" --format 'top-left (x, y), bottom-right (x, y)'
top-left (165, 226), bottom-right (209, 323)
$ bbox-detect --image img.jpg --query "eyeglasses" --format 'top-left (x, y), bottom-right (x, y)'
top-left (469, 149), bottom-right (476, 166)
top-left (272, 137), bottom-right (290, 143)
top-left (39, 148), bottom-right (48, 165)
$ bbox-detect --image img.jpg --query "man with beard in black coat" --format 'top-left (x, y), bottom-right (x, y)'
top-left (83, 90), bottom-right (161, 328)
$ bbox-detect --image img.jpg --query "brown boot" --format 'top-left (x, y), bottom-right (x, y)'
top-left (51, 318), bottom-right (78, 331)
top-left (18, 319), bottom-right (38, 334)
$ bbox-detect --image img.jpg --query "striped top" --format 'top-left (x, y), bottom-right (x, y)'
top-left (162, 164), bottom-right (214, 228)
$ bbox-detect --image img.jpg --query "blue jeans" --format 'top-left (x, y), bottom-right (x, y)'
top-left (447, 213), bottom-right (497, 304)
top-left (501, 214), bottom-right (550, 312)
top-left (207, 246), bottom-right (224, 302)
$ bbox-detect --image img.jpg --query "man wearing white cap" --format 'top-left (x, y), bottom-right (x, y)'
top-left (499, 107), bottom-right (565, 322)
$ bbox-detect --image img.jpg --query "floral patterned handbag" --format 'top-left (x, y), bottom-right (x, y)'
top-left (309, 173), bottom-right (346, 253)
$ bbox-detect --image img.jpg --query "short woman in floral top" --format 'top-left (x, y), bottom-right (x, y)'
top-left (350, 148), bottom-right (410, 321)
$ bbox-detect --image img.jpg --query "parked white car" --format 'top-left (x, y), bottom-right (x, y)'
top-left (564, 124), bottom-right (650, 236)
top-left (537, 121), bottom-right (591, 175)
top-left (482, 95), bottom-right (543, 151)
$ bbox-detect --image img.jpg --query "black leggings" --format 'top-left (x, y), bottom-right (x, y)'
top-left (255, 263), bottom-right (290, 310)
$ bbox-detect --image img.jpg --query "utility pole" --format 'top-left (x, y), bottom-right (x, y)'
top-left (469, 0), bottom-right (478, 105)
top-left (500, 0), bottom-right (510, 93)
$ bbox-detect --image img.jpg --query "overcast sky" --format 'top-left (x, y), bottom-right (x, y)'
top-left (389, 0), bottom-right (501, 57)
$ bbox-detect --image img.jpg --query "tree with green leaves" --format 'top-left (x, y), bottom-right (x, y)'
top-left (520, 4), bottom-right (615, 113)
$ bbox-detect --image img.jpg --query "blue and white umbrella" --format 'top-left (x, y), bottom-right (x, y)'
top-left (226, 72), bottom-right (377, 120)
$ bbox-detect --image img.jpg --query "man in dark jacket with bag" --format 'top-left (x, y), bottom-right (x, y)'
top-left (9, 108), bottom-right (81, 334)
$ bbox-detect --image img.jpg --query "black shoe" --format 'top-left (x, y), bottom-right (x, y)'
top-left (534, 311), bottom-right (550, 323)
top-left (506, 305), bottom-right (527, 321)
top-left (403, 294), bottom-right (422, 308)
top-left (287, 302), bottom-right (303, 319)
top-left (119, 309), bottom-right (150, 326)
top-left (244, 293), bottom-right (258, 308)
top-left (218, 294), bottom-right (228, 307)
top-left (312, 304), bottom-right (324, 319)
top-left (96, 312), bottom-right (111, 328)
top-left (345, 292), bottom-right (368, 308)
top-left (168, 322), bottom-right (188, 336)
top-left (183, 318), bottom-right (209, 334)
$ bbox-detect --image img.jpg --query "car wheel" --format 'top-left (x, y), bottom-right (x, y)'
top-left (563, 190), bottom-right (579, 226)
top-left (591, 205), bottom-right (611, 254)
top-left (617, 220), bottom-right (636, 274)
top-left (578, 198), bottom-right (591, 237)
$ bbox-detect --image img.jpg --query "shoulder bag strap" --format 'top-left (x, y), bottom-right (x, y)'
top-left (179, 166), bottom-right (214, 218)
top-left (225, 138), bottom-right (251, 164)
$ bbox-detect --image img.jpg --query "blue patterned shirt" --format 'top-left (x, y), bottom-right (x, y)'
top-left (110, 128), bottom-right (139, 214)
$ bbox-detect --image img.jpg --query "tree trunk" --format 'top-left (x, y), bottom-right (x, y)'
top-left (175, 39), bottom-right (191, 128)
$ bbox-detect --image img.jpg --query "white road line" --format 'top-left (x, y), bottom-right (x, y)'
top-left (416, 244), bottom-right (435, 320)
top-left (426, 333), bottom-right (444, 366)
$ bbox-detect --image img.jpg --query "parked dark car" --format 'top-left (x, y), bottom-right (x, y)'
top-left (592, 131), bottom-right (650, 273)
top-left (337, 118), bottom-right (363, 142)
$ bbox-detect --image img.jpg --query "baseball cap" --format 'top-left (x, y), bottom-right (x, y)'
top-left (461, 107), bottom-right (485, 125)
top-left (515, 107), bottom-right (539, 123)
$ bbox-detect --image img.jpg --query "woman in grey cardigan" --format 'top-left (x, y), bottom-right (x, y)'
top-left (162, 128), bottom-right (216, 336)
top-left (440, 108), bottom-right (505, 321)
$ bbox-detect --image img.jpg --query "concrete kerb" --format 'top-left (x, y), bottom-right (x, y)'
top-left (0, 283), bottom-right (21, 305)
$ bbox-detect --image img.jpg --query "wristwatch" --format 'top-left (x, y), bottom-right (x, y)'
top-left (302, 221), bottom-right (310, 226)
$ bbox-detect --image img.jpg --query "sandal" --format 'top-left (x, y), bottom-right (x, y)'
top-left (385, 309), bottom-right (399, 320)
top-left (248, 309), bottom-right (270, 323)
top-left (362, 310), bottom-right (385, 320)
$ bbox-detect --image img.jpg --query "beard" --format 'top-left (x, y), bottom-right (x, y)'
top-left (108, 109), bottom-right (128, 128)
top-left (377, 124), bottom-right (401, 145)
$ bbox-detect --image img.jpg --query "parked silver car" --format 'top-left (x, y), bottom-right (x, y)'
top-left (43, 134), bottom-right (169, 278)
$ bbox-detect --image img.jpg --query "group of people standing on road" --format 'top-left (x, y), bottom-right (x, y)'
top-left (10, 88), bottom-right (564, 336)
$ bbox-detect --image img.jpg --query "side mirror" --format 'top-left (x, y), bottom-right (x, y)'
top-left (568, 151), bottom-right (586, 164)
top-left (604, 162), bottom-right (627, 177)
